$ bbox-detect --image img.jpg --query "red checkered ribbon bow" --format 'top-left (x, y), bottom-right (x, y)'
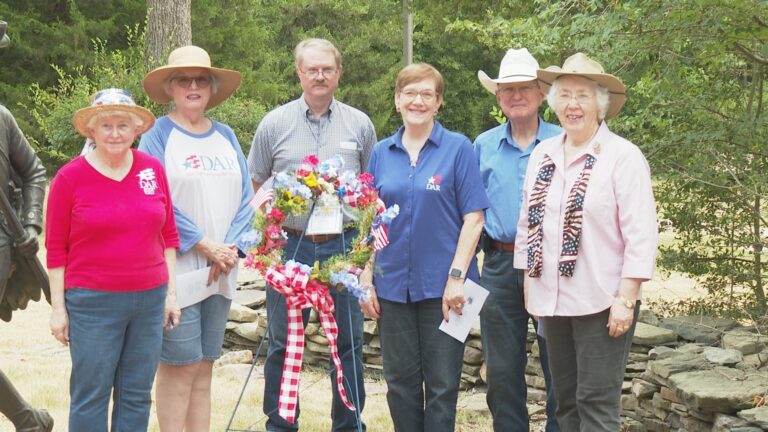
top-left (265, 262), bottom-right (356, 423)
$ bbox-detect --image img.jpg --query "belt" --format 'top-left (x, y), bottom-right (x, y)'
top-left (489, 238), bottom-right (515, 252)
top-left (284, 228), bottom-right (352, 244)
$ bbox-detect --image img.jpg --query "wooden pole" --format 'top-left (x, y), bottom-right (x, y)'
top-left (403, 0), bottom-right (413, 65)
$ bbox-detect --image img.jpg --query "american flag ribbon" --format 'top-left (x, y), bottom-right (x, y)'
top-left (265, 264), bottom-right (355, 423)
top-left (249, 187), bottom-right (274, 211)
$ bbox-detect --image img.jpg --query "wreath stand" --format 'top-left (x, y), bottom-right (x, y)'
top-left (226, 203), bottom-right (365, 432)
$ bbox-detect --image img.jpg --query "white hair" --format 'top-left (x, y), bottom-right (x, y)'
top-left (85, 110), bottom-right (144, 129)
top-left (547, 77), bottom-right (610, 121)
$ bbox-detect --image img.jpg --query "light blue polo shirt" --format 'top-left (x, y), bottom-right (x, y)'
top-left (473, 117), bottom-right (561, 243)
top-left (368, 121), bottom-right (490, 303)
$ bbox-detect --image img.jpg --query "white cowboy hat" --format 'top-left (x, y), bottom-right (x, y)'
top-left (143, 45), bottom-right (241, 110)
top-left (72, 88), bottom-right (155, 137)
top-left (537, 52), bottom-right (626, 119)
top-left (477, 48), bottom-right (540, 94)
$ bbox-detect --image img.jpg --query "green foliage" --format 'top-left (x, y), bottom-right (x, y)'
top-left (207, 95), bottom-right (267, 156)
top-left (25, 25), bottom-right (150, 169)
top-left (646, 291), bottom-right (757, 322)
top-left (0, 0), bottom-right (145, 129)
top-left (24, 21), bottom-right (267, 170)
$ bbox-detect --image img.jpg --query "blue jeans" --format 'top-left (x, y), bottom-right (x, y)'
top-left (480, 250), bottom-right (560, 432)
top-left (378, 298), bottom-right (464, 432)
top-left (263, 230), bottom-right (366, 432)
top-left (66, 285), bottom-right (166, 432)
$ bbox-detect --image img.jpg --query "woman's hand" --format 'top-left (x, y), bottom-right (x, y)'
top-left (607, 298), bottom-right (635, 338)
top-left (358, 264), bottom-right (380, 319)
top-left (196, 238), bottom-right (238, 277)
top-left (50, 306), bottom-right (69, 346)
top-left (164, 291), bottom-right (181, 331)
top-left (442, 277), bottom-right (465, 322)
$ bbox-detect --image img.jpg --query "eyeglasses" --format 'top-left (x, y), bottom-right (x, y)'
top-left (96, 121), bottom-right (134, 135)
top-left (557, 92), bottom-right (593, 105)
top-left (173, 76), bottom-right (212, 89)
top-left (300, 68), bottom-right (339, 79)
top-left (498, 85), bottom-right (538, 96)
top-left (400, 89), bottom-right (438, 103)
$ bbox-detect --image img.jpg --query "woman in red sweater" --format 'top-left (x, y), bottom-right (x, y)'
top-left (46, 88), bottom-right (181, 431)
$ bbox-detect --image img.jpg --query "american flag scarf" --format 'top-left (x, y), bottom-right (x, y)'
top-left (527, 153), bottom-right (596, 278)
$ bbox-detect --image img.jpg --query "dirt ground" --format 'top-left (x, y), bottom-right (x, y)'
top-left (0, 262), bottom-right (701, 431)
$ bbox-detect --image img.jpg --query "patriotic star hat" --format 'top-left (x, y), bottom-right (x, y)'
top-left (72, 88), bottom-right (156, 137)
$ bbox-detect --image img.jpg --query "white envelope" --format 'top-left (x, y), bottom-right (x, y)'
top-left (438, 278), bottom-right (489, 342)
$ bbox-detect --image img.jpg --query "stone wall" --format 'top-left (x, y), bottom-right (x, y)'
top-left (622, 314), bottom-right (768, 431)
top-left (220, 279), bottom-right (768, 431)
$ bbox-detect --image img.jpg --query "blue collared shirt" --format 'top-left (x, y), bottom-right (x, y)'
top-left (473, 117), bottom-right (561, 242)
top-left (368, 121), bottom-right (490, 303)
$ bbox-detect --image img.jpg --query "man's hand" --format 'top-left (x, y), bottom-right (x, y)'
top-left (16, 226), bottom-right (39, 257)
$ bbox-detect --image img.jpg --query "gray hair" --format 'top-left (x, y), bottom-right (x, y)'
top-left (294, 38), bottom-right (342, 69)
top-left (162, 71), bottom-right (220, 97)
top-left (547, 77), bottom-right (610, 121)
top-left (85, 110), bottom-right (144, 130)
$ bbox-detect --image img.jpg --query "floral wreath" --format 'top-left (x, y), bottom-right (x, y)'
top-left (241, 154), bottom-right (399, 300)
top-left (239, 155), bottom-right (398, 423)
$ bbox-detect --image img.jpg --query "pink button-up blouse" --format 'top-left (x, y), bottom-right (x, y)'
top-left (514, 122), bottom-right (658, 317)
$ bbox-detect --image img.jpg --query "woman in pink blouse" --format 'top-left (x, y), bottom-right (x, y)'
top-left (47, 88), bottom-right (180, 431)
top-left (514, 53), bottom-right (658, 431)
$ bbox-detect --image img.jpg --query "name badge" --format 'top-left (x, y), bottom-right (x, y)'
top-left (339, 141), bottom-right (358, 151)
top-left (306, 199), bottom-right (343, 235)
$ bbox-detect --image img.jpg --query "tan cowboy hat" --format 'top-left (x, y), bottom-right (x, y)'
top-left (143, 45), bottom-right (241, 110)
top-left (537, 52), bottom-right (626, 119)
top-left (72, 88), bottom-right (155, 137)
top-left (478, 48), bottom-right (540, 94)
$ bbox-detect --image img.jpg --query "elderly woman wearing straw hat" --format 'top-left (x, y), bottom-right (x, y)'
top-left (513, 53), bottom-right (658, 431)
top-left (46, 88), bottom-right (180, 431)
top-left (139, 45), bottom-right (254, 431)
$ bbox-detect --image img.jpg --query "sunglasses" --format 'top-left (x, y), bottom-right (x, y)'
top-left (172, 76), bottom-right (212, 89)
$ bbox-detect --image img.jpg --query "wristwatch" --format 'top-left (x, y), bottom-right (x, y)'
top-left (448, 267), bottom-right (464, 280)
top-left (617, 295), bottom-right (635, 309)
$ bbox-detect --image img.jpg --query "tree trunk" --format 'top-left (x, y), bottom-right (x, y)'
top-left (402, 0), bottom-right (412, 66)
top-left (145, 0), bottom-right (192, 70)
top-left (752, 194), bottom-right (766, 315)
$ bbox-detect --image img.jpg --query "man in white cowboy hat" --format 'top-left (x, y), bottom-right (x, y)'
top-left (247, 38), bottom-right (376, 432)
top-left (473, 47), bottom-right (561, 432)
top-left (0, 19), bottom-right (54, 432)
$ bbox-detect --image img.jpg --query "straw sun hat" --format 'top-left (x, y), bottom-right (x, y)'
top-left (72, 88), bottom-right (155, 137)
top-left (537, 52), bottom-right (626, 119)
top-left (143, 45), bottom-right (241, 110)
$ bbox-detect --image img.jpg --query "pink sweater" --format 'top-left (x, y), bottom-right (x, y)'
top-left (46, 150), bottom-right (180, 292)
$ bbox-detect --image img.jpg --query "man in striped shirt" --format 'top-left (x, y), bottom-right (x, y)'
top-left (247, 38), bottom-right (376, 432)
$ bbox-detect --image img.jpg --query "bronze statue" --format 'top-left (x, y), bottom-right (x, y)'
top-left (0, 20), bottom-right (54, 432)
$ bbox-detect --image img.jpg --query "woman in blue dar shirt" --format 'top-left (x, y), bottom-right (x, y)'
top-left (359, 63), bottom-right (489, 432)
